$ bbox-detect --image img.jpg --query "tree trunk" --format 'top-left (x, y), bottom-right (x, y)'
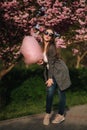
top-left (76, 55), bottom-right (81, 68)
top-left (76, 51), bottom-right (87, 68)
top-left (0, 64), bottom-right (15, 80)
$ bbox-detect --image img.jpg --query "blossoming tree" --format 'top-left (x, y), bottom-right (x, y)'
top-left (0, 0), bottom-right (87, 79)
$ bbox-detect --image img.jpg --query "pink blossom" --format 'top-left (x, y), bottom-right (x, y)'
top-left (55, 38), bottom-right (66, 48)
top-left (22, 13), bottom-right (29, 18)
top-left (0, 0), bottom-right (87, 70)
top-left (79, 19), bottom-right (86, 25)
top-left (72, 48), bottom-right (79, 56)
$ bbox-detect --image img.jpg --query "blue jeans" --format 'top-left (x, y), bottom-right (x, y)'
top-left (46, 79), bottom-right (66, 115)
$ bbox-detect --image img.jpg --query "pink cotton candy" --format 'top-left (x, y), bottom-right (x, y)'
top-left (20, 36), bottom-right (43, 65)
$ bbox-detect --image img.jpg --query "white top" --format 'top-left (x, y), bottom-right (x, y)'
top-left (43, 52), bottom-right (49, 69)
top-left (43, 52), bottom-right (48, 63)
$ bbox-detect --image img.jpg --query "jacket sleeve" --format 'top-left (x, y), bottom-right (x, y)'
top-left (47, 44), bottom-right (57, 79)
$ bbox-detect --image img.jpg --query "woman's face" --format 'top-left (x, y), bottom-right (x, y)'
top-left (43, 29), bottom-right (54, 42)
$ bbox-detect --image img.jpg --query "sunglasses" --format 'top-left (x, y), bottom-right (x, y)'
top-left (44, 31), bottom-right (54, 37)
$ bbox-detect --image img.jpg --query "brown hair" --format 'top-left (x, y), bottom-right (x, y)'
top-left (41, 27), bottom-right (61, 59)
top-left (41, 28), bottom-right (55, 49)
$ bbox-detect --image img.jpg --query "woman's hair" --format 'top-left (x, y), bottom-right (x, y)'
top-left (41, 27), bottom-right (55, 49)
top-left (41, 27), bottom-right (61, 59)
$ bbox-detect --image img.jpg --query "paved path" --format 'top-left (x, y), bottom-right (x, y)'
top-left (0, 105), bottom-right (87, 130)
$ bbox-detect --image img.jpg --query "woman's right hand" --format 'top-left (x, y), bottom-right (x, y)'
top-left (37, 59), bottom-right (44, 65)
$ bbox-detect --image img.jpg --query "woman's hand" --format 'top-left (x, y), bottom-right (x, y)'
top-left (37, 59), bottom-right (44, 65)
top-left (46, 78), bottom-right (54, 87)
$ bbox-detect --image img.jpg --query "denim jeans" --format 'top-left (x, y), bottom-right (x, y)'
top-left (46, 78), bottom-right (66, 115)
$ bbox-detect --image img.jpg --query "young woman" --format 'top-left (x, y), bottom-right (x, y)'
top-left (38, 28), bottom-right (71, 125)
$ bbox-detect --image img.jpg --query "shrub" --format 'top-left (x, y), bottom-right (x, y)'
top-left (70, 68), bottom-right (87, 91)
top-left (0, 66), bottom-right (87, 108)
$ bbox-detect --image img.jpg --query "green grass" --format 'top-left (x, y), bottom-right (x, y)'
top-left (52, 90), bottom-right (87, 111)
top-left (0, 90), bottom-right (87, 121)
top-left (66, 91), bottom-right (87, 106)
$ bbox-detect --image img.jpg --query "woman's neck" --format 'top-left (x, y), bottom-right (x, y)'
top-left (44, 41), bottom-right (49, 51)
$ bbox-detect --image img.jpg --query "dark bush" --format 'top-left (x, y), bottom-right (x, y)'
top-left (0, 66), bottom-right (87, 108)
top-left (70, 68), bottom-right (87, 91)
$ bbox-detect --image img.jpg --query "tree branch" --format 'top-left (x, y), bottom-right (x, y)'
top-left (0, 64), bottom-right (15, 80)
top-left (80, 51), bottom-right (87, 61)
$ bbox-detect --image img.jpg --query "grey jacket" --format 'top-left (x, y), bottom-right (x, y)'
top-left (44, 44), bottom-right (71, 91)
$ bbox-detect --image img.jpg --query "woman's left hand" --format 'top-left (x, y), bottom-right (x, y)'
top-left (46, 78), bottom-right (54, 87)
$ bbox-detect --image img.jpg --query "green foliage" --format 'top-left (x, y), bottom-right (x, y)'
top-left (0, 64), bottom-right (44, 105)
top-left (11, 76), bottom-right (45, 103)
top-left (70, 68), bottom-right (87, 91)
top-left (61, 47), bottom-right (77, 68)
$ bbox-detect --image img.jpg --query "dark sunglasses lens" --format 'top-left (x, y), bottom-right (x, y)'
top-left (49, 33), bottom-right (53, 37)
top-left (44, 31), bottom-right (53, 37)
top-left (44, 31), bottom-right (48, 35)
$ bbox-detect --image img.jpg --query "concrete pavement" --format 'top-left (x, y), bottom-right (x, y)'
top-left (0, 104), bottom-right (87, 130)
